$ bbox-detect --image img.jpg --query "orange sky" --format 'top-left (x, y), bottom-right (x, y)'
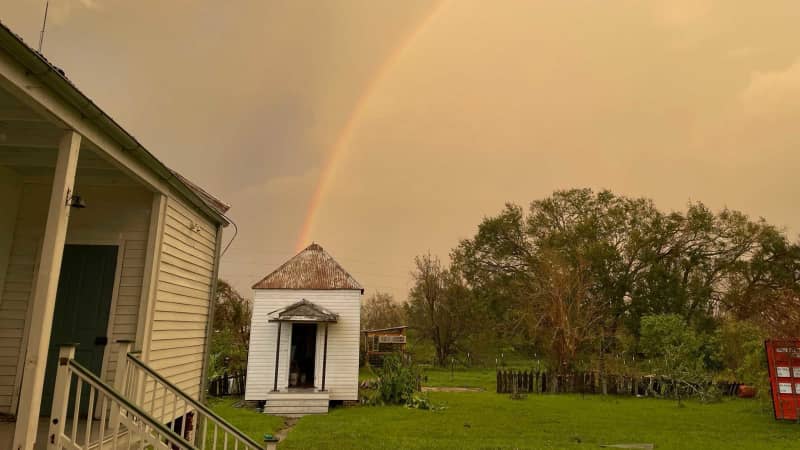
top-left (5, 1), bottom-right (800, 300)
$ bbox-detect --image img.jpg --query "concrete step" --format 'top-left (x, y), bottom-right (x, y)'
top-left (264, 405), bottom-right (329, 415)
top-left (266, 399), bottom-right (329, 407)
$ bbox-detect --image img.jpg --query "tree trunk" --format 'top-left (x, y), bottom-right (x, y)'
top-left (599, 336), bottom-right (608, 395)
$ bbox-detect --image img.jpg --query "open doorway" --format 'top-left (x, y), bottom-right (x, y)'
top-left (289, 323), bottom-right (317, 388)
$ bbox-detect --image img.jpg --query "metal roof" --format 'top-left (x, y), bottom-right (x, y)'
top-left (252, 243), bottom-right (363, 291)
top-left (268, 299), bottom-right (339, 323)
top-left (362, 325), bottom-right (408, 333)
top-left (0, 21), bottom-right (230, 223)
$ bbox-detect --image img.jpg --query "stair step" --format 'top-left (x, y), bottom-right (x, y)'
top-left (266, 399), bottom-right (329, 407)
top-left (264, 405), bottom-right (329, 415)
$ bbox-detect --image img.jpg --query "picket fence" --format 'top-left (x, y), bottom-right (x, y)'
top-left (208, 372), bottom-right (246, 397)
top-left (496, 369), bottom-right (741, 397)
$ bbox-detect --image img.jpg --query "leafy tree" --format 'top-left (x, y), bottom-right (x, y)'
top-left (210, 279), bottom-right (252, 375)
top-left (406, 253), bottom-right (476, 366)
top-left (361, 291), bottom-right (406, 331)
top-left (717, 319), bottom-right (769, 395)
top-left (639, 314), bottom-right (717, 403)
top-left (520, 251), bottom-right (605, 374)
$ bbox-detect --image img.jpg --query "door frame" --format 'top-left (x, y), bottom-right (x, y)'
top-left (288, 323), bottom-right (318, 389)
top-left (31, 240), bottom-right (123, 416)
top-left (63, 236), bottom-right (125, 388)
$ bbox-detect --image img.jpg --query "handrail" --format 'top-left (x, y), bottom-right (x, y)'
top-left (67, 358), bottom-right (193, 449)
top-left (126, 352), bottom-right (263, 449)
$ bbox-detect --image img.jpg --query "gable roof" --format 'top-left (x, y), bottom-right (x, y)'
top-left (252, 243), bottom-right (363, 291)
top-left (268, 299), bottom-right (339, 323)
top-left (0, 21), bottom-right (230, 224)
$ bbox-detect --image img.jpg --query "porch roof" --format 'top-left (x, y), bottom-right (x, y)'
top-left (268, 299), bottom-right (339, 323)
top-left (0, 21), bottom-right (230, 225)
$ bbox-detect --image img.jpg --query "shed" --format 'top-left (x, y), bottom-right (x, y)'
top-left (362, 326), bottom-right (408, 367)
top-left (245, 243), bottom-right (363, 416)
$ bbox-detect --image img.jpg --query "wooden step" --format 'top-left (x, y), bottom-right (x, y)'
top-left (264, 405), bottom-right (329, 415)
top-left (266, 399), bottom-right (329, 407)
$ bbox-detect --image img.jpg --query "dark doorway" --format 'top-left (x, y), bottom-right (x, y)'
top-left (40, 244), bottom-right (118, 415)
top-left (289, 323), bottom-right (317, 388)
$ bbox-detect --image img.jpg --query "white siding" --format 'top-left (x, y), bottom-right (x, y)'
top-left (246, 289), bottom-right (361, 401)
top-left (145, 196), bottom-right (216, 412)
top-left (0, 182), bottom-right (152, 413)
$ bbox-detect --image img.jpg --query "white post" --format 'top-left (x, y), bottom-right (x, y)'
top-left (46, 346), bottom-right (75, 450)
top-left (109, 341), bottom-right (132, 434)
top-left (13, 130), bottom-right (81, 450)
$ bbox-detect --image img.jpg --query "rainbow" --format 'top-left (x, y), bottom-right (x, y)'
top-left (295, 1), bottom-right (449, 251)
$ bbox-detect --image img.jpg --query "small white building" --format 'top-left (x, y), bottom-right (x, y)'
top-left (245, 243), bottom-right (363, 415)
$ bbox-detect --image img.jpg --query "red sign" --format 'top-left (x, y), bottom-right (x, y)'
top-left (765, 339), bottom-right (800, 420)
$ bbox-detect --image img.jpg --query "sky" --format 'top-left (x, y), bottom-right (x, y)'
top-left (4, 1), bottom-right (800, 300)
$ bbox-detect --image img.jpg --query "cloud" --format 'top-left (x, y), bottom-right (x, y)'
top-left (739, 59), bottom-right (800, 118)
top-left (653, 0), bottom-right (714, 27)
top-left (46, 0), bottom-right (104, 25)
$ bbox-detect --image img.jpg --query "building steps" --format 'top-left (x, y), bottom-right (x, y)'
top-left (264, 391), bottom-right (330, 416)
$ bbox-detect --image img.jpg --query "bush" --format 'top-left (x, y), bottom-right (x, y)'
top-left (374, 355), bottom-right (421, 405)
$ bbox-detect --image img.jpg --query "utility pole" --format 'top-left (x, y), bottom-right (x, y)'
top-left (38, 0), bottom-right (50, 52)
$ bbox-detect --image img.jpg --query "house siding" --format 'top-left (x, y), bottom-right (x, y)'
top-left (145, 196), bottom-right (216, 413)
top-left (0, 182), bottom-right (152, 414)
top-left (246, 289), bottom-right (361, 402)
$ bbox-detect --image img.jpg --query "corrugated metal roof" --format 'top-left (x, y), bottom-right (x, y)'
top-left (252, 243), bottom-right (363, 291)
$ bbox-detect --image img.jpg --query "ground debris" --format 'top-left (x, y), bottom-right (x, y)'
top-left (599, 444), bottom-right (654, 449)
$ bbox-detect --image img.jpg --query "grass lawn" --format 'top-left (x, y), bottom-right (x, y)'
top-left (422, 367), bottom-right (497, 391)
top-left (209, 368), bottom-right (799, 449)
top-left (205, 397), bottom-right (284, 445)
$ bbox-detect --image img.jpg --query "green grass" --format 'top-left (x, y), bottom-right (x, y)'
top-left (422, 367), bottom-right (497, 391)
top-left (280, 394), bottom-right (795, 449)
top-left (205, 397), bottom-right (283, 446)
top-left (209, 368), bottom-right (800, 450)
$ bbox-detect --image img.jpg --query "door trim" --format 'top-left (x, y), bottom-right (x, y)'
top-left (62, 238), bottom-right (124, 389)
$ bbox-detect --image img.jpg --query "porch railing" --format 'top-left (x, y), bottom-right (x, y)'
top-left (48, 345), bottom-right (194, 450)
top-left (118, 344), bottom-right (263, 450)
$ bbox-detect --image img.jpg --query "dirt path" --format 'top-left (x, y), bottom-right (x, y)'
top-left (264, 417), bottom-right (299, 449)
top-left (274, 417), bottom-right (299, 441)
top-left (421, 386), bottom-right (484, 392)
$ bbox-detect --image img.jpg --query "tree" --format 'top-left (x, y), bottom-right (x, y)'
top-left (453, 188), bottom-right (800, 386)
top-left (210, 280), bottom-right (252, 375)
top-left (406, 253), bottom-right (475, 366)
top-left (520, 252), bottom-right (605, 374)
top-left (639, 314), bottom-right (716, 404)
top-left (361, 291), bottom-right (406, 331)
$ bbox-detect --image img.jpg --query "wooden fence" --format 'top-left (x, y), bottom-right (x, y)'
top-left (497, 369), bottom-right (739, 397)
top-left (208, 372), bottom-right (246, 397)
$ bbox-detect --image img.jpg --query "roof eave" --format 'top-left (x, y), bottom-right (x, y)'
top-left (0, 23), bottom-right (229, 226)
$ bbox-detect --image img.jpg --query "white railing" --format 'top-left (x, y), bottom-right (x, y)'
top-left (116, 344), bottom-right (263, 450)
top-left (48, 345), bottom-right (193, 450)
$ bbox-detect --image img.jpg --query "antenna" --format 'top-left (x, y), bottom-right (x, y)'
top-left (38, 0), bottom-right (50, 52)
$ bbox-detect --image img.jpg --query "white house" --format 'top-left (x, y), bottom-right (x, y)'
top-left (0, 21), bottom-right (259, 450)
top-left (246, 243), bottom-right (363, 415)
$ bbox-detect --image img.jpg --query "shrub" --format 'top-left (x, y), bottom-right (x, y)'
top-left (375, 355), bottom-right (421, 405)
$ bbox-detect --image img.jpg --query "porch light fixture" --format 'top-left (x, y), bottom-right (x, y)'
top-left (68, 193), bottom-right (86, 209)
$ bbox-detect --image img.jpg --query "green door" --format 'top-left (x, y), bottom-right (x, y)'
top-left (40, 245), bottom-right (118, 416)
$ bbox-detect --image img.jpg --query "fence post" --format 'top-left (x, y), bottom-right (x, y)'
top-left (47, 345), bottom-right (75, 450)
top-left (110, 341), bottom-right (132, 435)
